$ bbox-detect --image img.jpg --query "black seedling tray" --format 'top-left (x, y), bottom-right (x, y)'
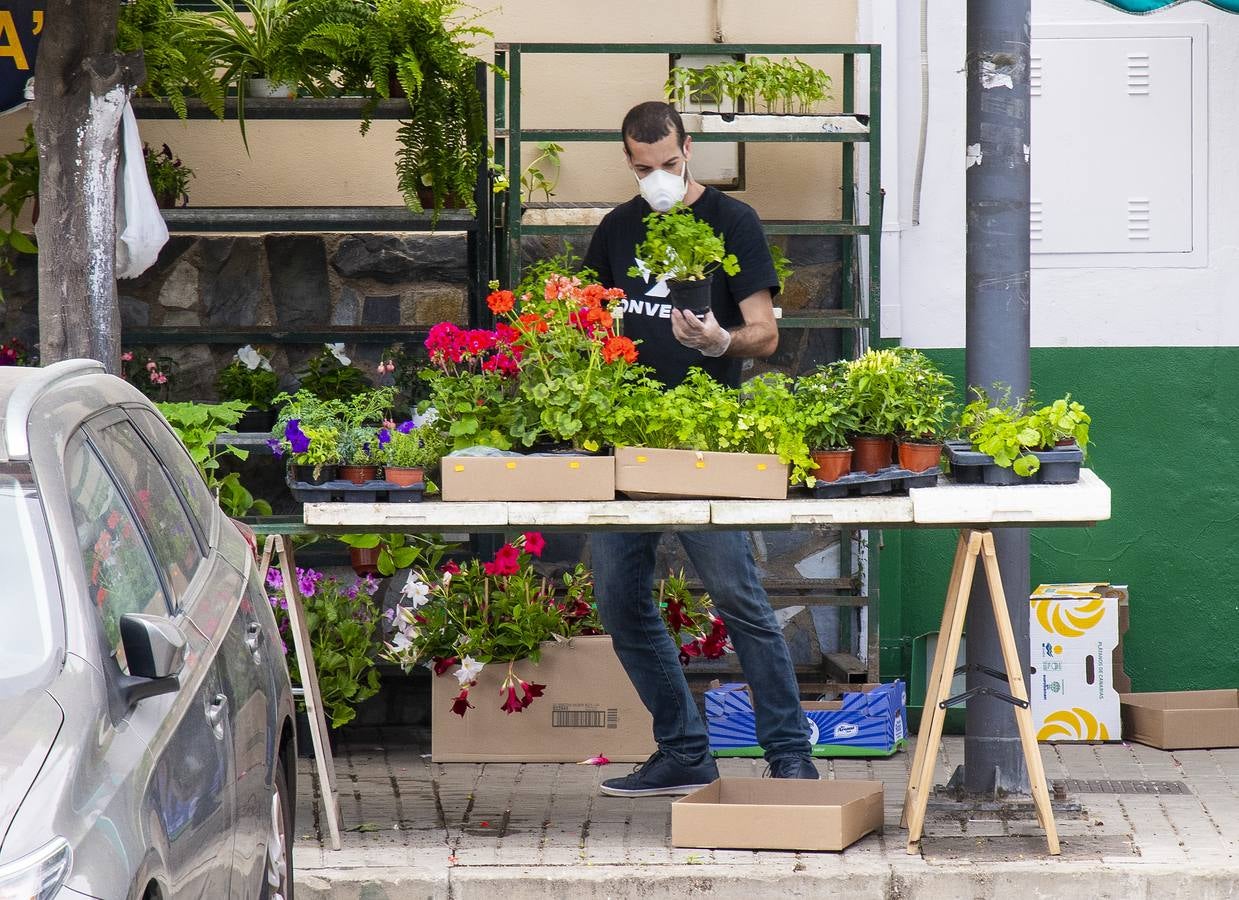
top-left (944, 440), bottom-right (1083, 485)
top-left (286, 474), bottom-right (425, 503)
top-left (805, 465), bottom-right (940, 499)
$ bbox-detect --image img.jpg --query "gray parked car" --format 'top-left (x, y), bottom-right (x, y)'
top-left (0, 360), bottom-right (296, 899)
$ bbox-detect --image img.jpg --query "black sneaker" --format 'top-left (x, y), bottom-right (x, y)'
top-left (767, 755), bottom-right (821, 779)
top-left (599, 750), bottom-right (719, 797)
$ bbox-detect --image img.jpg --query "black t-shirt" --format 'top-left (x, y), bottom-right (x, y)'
top-left (584, 186), bottom-right (779, 388)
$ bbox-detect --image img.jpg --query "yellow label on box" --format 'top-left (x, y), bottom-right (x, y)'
top-left (569, 461), bottom-right (580, 469)
top-left (454, 464), bottom-right (465, 472)
top-left (696, 461), bottom-right (706, 469)
top-left (756, 463), bottom-right (768, 471)
top-left (636, 455), bottom-right (647, 463)
top-left (506, 461), bottom-right (517, 469)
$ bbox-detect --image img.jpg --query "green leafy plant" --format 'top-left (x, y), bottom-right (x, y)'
top-left (157, 400), bottom-right (274, 517)
top-left (377, 341), bottom-right (432, 408)
top-left (143, 142), bottom-right (195, 208)
top-left (664, 56), bottom-right (833, 115)
top-left (295, 343), bottom-right (372, 401)
top-left (337, 531), bottom-right (433, 576)
top-left (959, 388), bottom-right (1041, 477)
top-left (520, 140), bottom-right (563, 202)
top-left (118, 0), bottom-right (226, 119)
top-left (383, 422), bottom-right (448, 470)
top-left (769, 242), bottom-right (793, 294)
top-left (0, 124), bottom-right (38, 281)
top-left (215, 345), bottom-right (280, 411)
top-left (838, 348), bottom-right (907, 438)
top-left (270, 389), bottom-right (346, 473)
top-left (272, 0), bottom-right (377, 97)
top-left (889, 349), bottom-right (957, 441)
top-left (794, 366), bottom-right (860, 451)
top-left (1027, 395), bottom-right (1091, 454)
top-left (338, 425), bottom-right (384, 465)
top-left (628, 204), bottom-right (740, 283)
top-left (266, 565), bottom-right (383, 728)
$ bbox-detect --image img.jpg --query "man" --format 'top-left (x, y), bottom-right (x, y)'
top-left (585, 101), bottom-right (817, 797)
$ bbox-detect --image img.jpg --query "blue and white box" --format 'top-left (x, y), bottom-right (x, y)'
top-left (706, 680), bottom-right (908, 758)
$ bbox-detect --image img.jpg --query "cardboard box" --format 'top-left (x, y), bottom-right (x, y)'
top-left (613, 446), bottom-right (788, 500)
top-left (672, 778), bottom-right (883, 852)
top-left (1030, 584), bottom-right (1128, 742)
top-left (431, 635), bottom-right (655, 762)
top-left (440, 455), bottom-right (615, 501)
top-left (706, 681), bottom-right (907, 758)
top-left (1121, 690), bottom-right (1239, 750)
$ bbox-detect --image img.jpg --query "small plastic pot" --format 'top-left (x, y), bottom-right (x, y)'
top-left (850, 435), bottom-right (894, 474)
top-left (349, 546), bottom-right (382, 577)
top-left (385, 466), bottom-right (424, 487)
top-left (809, 448), bottom-right (853, 483)
top-left (292, 464), bottom-right (337, 486)
top-left (339, 465), bottom-right (379, 485)
top-left (897, 441), bottom-right (944, 474)
top-left (667, 275), bottom-right (714, 318)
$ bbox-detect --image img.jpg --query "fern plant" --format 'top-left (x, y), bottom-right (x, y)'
top-left (117, 0), bottom-right (226, 119)
top-left (274, 0), bottom-right (376, 97)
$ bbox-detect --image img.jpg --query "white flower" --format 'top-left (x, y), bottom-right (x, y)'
top-left (454, 656), bottom-right (484, 686)
top-left (236, 344), bottom-right (273, 372)
top-left (411, 406), bottom-right (438, 428)
top-left (400, 572), bottom-right (431, 608)
top-left (390, 630), bottom-right (412, 651)
top-left (326, 342), bottom-right (351, 366)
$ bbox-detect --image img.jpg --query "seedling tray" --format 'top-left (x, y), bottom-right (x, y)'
top-left (944, 440), bottom-right (1083, 485)
top-left (806, 466), bottom-right (939, 499)
top-left (287, 474), bottom-right (425, 503)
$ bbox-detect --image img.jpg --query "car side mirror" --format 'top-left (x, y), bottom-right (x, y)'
top-left (117, 613), bottom-right (186, 706)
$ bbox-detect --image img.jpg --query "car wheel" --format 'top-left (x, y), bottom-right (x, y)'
top-left (262, 757), bottom-right (294, 900)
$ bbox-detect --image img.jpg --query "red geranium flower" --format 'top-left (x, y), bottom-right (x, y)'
top-left (602, 335), bottom-right (638, 364)
top-left (522, 531), bottom-right (546, 558)
top-left (518, 312), bottom-right (548, 334)
top-left (486, 289), bottom-right (515, 315)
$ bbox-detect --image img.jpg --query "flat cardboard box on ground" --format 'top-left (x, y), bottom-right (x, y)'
top-left (706, 681), bottom-right (908, 757)
top-left (1030, 583), bottom-right (1128, 742)
top-left (431, 635), bottom-right (654, 762)
top-left (1121, 690), bottom-right (1239, 750)
top-left (613, 447), bottom-right (788, 499)
top-left (672, 778), bottom-right (883, 852)
top-left (440, 454), bottom-right (615, 501)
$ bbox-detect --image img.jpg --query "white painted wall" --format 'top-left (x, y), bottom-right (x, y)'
top-left (864, 0), bottom-right (1239, 348)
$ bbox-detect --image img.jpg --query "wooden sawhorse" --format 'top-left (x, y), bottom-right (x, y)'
top-left (901, 529), bottom-right (1060, 856)
top-left (259, 534), bottom-right (343, 851)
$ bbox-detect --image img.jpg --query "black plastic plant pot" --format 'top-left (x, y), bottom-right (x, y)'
top-left (292, 464), bottom-right (337, 486)
top-left (667, 275), bottom-right (714, 318)
top-left (237, 408), bottom-right (275, 433)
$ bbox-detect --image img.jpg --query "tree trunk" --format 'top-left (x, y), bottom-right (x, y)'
top-left (33, 1), bottom-right (142, 373)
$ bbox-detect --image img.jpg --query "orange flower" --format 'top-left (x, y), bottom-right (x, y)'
top-left (486, 289), bottom-right (515, 315)
top-left (602, 335), bottom-right (638, 364)
top-left (586, 306), bottom-right (613, 330)
top-left (581, 283), bottom-right (605, 309)
top-left (518, 312), bottom-right (548, 334)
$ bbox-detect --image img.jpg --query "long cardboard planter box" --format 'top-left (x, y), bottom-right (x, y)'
top-left (1120, 690), bottom-right (1239, 750)
top-left (440, 454), bottom-right (615, 501)
top-left (672, 778), bottom-right (883, 852)
top-left (614, 447), bottom-right (788, 500)
top-left (431, 635), bottom-right (655, 762)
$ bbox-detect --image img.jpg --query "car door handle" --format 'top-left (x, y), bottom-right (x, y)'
top-left (206, 693), bottom-right (228, 740)
top-left (245, 621), bottom-right (263, 662)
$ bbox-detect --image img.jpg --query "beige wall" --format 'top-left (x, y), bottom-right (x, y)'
top-left (0, 0), bottom-right (858, 221)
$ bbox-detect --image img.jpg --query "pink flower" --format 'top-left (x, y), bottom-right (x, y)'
top-left (451, 688), bottom-right (474, 717)
top-left (500, 685), bottom-right (524, 714)
top-left (121, 351), bottom-right (133, 362)
top-left (522, 532), bottom-right (546, 558)
top-left (483, 543), bottom-right (520, 576)
top-left (433, 656), bottom-right (458, 676)
top-left (577, 755), bottom-right (611, 766)
top-left (441, 560), bottom-right (461, 575)
top-left (145, 360), bottom-right (157, 371)
top-left (519, 679), bottom-right (545, 708)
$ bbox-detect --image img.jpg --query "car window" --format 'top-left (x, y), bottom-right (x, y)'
top-left (0, 462), bottom-right (60, 695)
top-left (92, 420), bottom-right (203, 605)
top-left (130, 407), bottom-right (218, 542)
top-left (66, 437), bottom-right (170, 674)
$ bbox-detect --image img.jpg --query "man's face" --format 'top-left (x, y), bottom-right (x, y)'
top-left (624, 130), bottom-right (693, 179)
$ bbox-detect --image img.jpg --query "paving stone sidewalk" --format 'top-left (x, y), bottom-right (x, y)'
top-left (293, 735), bottom-right (1239, 899)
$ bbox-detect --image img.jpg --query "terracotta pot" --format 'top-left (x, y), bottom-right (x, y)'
top-left (850, 435), bottom-right (894, 474)
top-left (415, 184), bottom-right (465, 210)
top-left (809, 448), bottom-right (853, 483)
top-left (339, 465), bottom-right (378, 485)
top-left (349, 546), bottom-right (382, 577)
top-left (897, 441), bottom-right (944, 473)
top-left (292, 464), bottom-right (337, 486)
top-left (384, 465), bottom-right (424, 487)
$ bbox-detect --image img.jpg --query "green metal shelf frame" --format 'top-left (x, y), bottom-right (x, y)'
top-left (491, 41), bottom-right (882, 348)
top-left (490, 42), bottom-right (884, 690)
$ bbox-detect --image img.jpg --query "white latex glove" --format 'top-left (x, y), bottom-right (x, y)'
top-left (671, 309), bottom-right (733, 357)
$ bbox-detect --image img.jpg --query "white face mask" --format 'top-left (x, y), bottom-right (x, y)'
top-left (634, 161), bottom-right (690, 212)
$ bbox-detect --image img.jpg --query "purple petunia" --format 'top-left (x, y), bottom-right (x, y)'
top-left (378, 428), bottom-right (392, 445)
top-left (266, 438), bottom-right (285, 459)
top-left (397, 420), bottom-right (417, 434)
top-left (284, 419), bottom-right (311, 454)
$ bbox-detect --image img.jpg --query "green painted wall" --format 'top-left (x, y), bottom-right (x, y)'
top-left (881, 347), bottom-right (1239, 691)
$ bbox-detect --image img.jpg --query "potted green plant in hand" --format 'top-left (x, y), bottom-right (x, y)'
top-left (628, 204), bottom-right (740, 318)
top-left (890, 349), bottom-right (957, 473)
top-left (215, 344), bottom-right (280, 431)
top-left (795, 365), bottom-right (860, 482)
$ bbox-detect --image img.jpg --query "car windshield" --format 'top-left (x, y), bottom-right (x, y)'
top-left (0, 463), bottom-right (60, 693)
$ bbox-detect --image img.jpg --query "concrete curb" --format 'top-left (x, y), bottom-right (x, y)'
top-left (296, 862), bottom-right (1239, 899)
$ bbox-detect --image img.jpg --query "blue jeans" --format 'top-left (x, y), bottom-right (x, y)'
top-left (590, 530), bottom-right (811, 764)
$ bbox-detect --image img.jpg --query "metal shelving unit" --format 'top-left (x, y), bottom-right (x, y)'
top-left (490, 42), bottom-right (884, 693)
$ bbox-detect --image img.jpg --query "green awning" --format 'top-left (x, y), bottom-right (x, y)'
top-left (1094, 0), bottom-right (1239, 12)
